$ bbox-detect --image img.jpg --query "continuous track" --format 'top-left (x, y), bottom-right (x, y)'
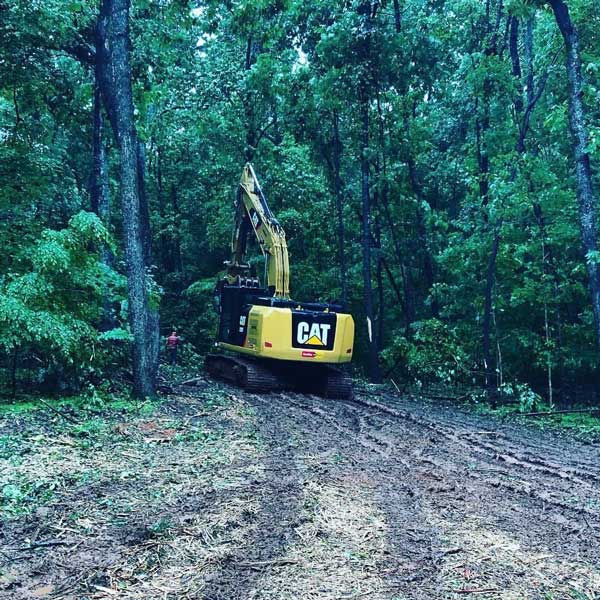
top-left (205, 353), bottom-right (353, 398)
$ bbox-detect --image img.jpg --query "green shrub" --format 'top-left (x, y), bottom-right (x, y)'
top-left (0, 212), bottom-right (129, 393)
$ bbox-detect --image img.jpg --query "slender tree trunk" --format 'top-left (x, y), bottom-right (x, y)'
top-left (513, 16), bottom-right (554, 402)
top-left (493, 307), bottom-right (503, 388)
top-left (356, 2), bottom-right (382, 383)
top-left (524, 17), bottom-right (534, 107)
top-left (137, 140), bottom-right (160, 376)
top-left (406, 153), bottom-right (439, 318)
top-left (534, 202), bottom-right (564, 403)
top-left (376, 247), bottom-right (385, 349)
top-left (155, 144), bottom-right (168, 272)
top-left (10, 348), bottom-right (18, 399)
top-left (382, 201), bottom-right (414, 337)
top-left (372, 169), bottom-right (385, 350)
top-left (90, 78), bottom-right (114, 331)
top-left (513, 15), bottom-right (560, 401)
top-left (360, 99), bottom-right (382, 383)
top-left (96, 0), bottom-right (156, 398)
top-left (170, 185), bottom-right (184, 274)
top-left (381, 258), bottom-right (406, 312)
top-left (509, 17), bottom-right (523, 117)
top-left (483, 228), bottom-right (501, 407)
top-left (379, 183), bottom-right (414, 334)
top-left (137, 141), bottom-right (152, 264)
top-left (332, 110), bottom-right (348, 304)
top-left (478, 3), bottom-right (504, 402)
top-left (475, 104), bottom-right (490, 210)
top-left (549, 0), bottom-right (600, 356)
top-left (392, 0), bottom-right (402, 33)
top-left (91, 84), bottom-right (110, 223)
top-left (376, 90), bottom-right (414, 334)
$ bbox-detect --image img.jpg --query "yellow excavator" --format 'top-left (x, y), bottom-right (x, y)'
top-left (205, 163), bottom-right (355, 398)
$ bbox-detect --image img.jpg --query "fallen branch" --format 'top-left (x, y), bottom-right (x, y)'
top-left (451, 589), bottom-right (499, 595)
top-left (336, 591), bottom-right (373, 599)
top-left (17, 539), bottom-right (72, 551)
top-left (177, 377), bottom-right (207, 386)
top-left (38, 399), bottom-right (79, 424)
top-left (523, 408), bottom-right (600, 417)
top-left (441, 546), bottom-right (463, 556)
top-left (237, 558), bottom-right (301, 570)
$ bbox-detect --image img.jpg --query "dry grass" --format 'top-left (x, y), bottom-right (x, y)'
top-left (426, 510), bottom-right (600, 600)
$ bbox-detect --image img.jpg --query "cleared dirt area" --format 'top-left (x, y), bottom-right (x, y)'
top-left (1, 382), bottom-right (600, 599)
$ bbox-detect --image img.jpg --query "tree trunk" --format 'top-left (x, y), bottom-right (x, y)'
top-left (155, 143), bottom-right (168, 272)
top-left (332, 110), bottom-right (348, 304)
top-left (483, 228), bottom-right (501, 407)
top-left (90, 78), bottom-right (114, 331)
top-left (381, 196), bottom-right (415, 336)
top-left (475, 102), bottom-right (490, 210)
top-left (534, 202), bottom-right (564, 403)
top-left (356, 2), bottom-right (382, 383)
top-left (549, 0), bottom-right (600, 355)
top-left (376, 243), bottom-right (385, 349)
top-left (136, 141), bottom-right (152, 264)
top-left (524, 18), bottom-right (534, 108)
top-left (372, 165), bottom-right (385, 350)
top-left (96, 0), bottom-right (156, 398)
top-left (392, 0), bottom-right (402, 33)
top-left (376, 90), bottom-right (414, 334)
top-left (478, 4), bottom-right (504, 402)
top-left (509, 17), bottom-right (523, 117)
top-left (10, 348), bottom-right (17, 399)
top-left (170, 184), bottom-right (184, 274)
top-left (360, 99), bottom-right (382, 383)
top-left (406, 152), bottom-right (439, 318)
top-left (137, 140), bottom-right (160, 377)
top-left (91, 83), bottom-right (110, 224)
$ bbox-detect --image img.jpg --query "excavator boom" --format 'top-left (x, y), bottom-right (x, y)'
top-left (227, 164), bottom-right (290, 298)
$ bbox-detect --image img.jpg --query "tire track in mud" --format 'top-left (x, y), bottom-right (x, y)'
top-left (371, 393), bottom-right (600, 473)
top-left (198, 395), bottom-right (304, 600)
top-left (255, 390), bottom-right (600, 573)
top-left (249, 392), bottom-right (443, 596)
top-left (347, 395), bottom-right (600, 493)
top-left (162, 386), bottom-right (600, 598)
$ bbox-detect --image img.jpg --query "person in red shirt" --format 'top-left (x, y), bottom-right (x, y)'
top-left (166, 330), bottom-right (181, 365)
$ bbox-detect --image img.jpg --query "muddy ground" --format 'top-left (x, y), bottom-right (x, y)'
top-left (1, 382), bottom-right (599, 599)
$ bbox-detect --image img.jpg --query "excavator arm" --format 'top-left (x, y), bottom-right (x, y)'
top-left (225, 163), bottom-right (290, 299)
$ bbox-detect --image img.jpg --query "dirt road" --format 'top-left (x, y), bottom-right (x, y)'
top-left (2, 384), bottom-right (599, 599)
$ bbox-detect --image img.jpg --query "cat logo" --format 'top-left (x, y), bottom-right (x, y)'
top-left (292, 312), bottom-right (337, 351)
top-left (296, 322), bottom-right (331, 346)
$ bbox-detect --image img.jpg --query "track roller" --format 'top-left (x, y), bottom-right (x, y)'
top-left (322, 368), bottom-right (354, 399)
top-left (205, 354), bottom-right (281, 393)
top-left (205, 355), bottom-right (354, 399)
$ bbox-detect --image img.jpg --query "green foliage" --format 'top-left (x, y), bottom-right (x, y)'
top-left (2, 0), bottom-right (600, 403)
top-left (0, 212), bottom-right (127, 391)
top-left (499, 382), bottom-right (543, 413)
top-left (383, 320), bottom-right (470, 384)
